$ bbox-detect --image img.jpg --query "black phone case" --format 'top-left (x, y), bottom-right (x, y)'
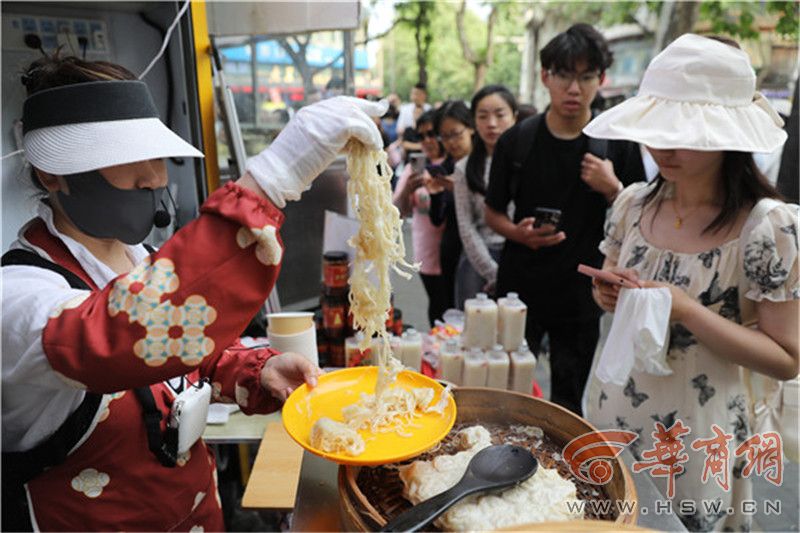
top-left (532, 208), bottom-right (561, 228)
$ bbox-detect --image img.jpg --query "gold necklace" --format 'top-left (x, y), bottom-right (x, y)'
top-left (671, 200), bottom-right (700, 229)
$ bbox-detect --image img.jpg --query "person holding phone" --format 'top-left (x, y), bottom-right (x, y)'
top-left (392, 111), bottom-right (452, 326)
top-left (484, 24), bottom-right (645, 414)
top-left (453, 85), bottom-right (518, 306)
top-left (429, 101), bottom-right (474, 312)
top-left (582, 35), bottom-right (797, 531)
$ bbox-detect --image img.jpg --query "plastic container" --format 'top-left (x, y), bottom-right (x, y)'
top-left (345, 332), bottom-right (372, 367)
top-left (463, 348), bottom-right (488, 387)
top-left (370, 335), bottom-right (400, 363)
top-left (400, 328), bottom-right (423, 371)
top-left (439, 338), bottom-right (464, 385)
top-left (498, 292), bottom-right (527, 352)
top-left (486, 344), bottom-right (510, 389)
top-left (463, 293), bottom-right (498, 350)
top-left (509, 340), bottom-right (537, 394)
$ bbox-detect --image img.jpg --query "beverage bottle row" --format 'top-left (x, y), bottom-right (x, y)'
top-left (440, 339), bottom-right (537, 394)
top-left (463, 292), bottom-right (527, 352)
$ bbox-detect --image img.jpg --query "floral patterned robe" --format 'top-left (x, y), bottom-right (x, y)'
top-left (3, 183), bottom-right (287, 530)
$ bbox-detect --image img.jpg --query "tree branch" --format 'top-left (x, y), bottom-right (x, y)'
top-left (456, 0), bottom-right (478, 65)
top-left (485, 4), bottom-right (499, 66)
top-left (310, 51), bottom-right (345, 75)
top-left (294, 34), bottom-right (310, 48)
top-left (277, 36), bottom-right (304, 66)
top-left (356, 17), bottom-right (415, 46)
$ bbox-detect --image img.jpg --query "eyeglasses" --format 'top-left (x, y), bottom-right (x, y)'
top-left (418, 130), bottom-right (438, 140)
top-left (548, 70), bottom-right (601, 89)
top-left (439, 128), bottom-right (467, 142)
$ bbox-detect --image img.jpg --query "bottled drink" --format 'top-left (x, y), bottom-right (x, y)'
top-left (486, 344), bottom-right (510, 389)
top-left (400, 328), bottom-right (423, 371)
top-left (322, 251), bottom-right (349, 290)
top-left (345, 332), bottom-right (372, 367)
top-left (498, 292), bottom-right (527, 352)
top-left (463, 293), bottom-right (498, 350)
top-left (463, 347), bottom-right (488, 387)
top-left (509, 340), bottom-right (537, 394)
top-left (440, 338), bottom-right (463, 385)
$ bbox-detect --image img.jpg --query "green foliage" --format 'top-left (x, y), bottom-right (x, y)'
top-left (699, 1), bottom-right (798, 40)
top-left (379, 0), bottom-right (797, 102)
top-left (394, 1), bottom-right (437, 83)
top-left (596, 1), bottom-right (660, 29)
top-left (383, 1), bottom-right (523, 102)
top-left (427, 2), bottom-right (479, 100)
top-left (767, 1), bottom-right (800, 37)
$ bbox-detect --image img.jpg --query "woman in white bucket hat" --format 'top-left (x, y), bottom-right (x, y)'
top-left (583, 34), bottom-right (797, 531)
top-left (2, 55), bottom-right (386, 530)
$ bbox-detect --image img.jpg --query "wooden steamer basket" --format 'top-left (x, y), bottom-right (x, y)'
top-left (339, 387), bottom-right (638, 530)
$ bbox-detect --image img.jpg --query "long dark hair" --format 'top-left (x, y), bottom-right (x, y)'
top-left (21, 52), bottom-right (136, 191)
top-left (465, 85), bottom-right (517, 195)
top-left (643, 152), bottom-right (782, 234)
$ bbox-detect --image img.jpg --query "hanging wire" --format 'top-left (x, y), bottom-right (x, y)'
top-left (138, 0), bottom-right (192, 80)
top-left (0, 149), bottom-right (25, 161)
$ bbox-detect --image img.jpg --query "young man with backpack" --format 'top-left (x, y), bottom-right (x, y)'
top-left (484, 23), bottom-right (645, 414)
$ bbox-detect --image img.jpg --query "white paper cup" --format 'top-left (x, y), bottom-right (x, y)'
top-left (267, 312), bottom-right (314, 335)
top-left (268, 326), bottom-right (319, 367)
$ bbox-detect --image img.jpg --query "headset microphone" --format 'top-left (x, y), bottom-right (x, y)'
top-left (153, 200), bottom-right (171, 228)
top-left (153, 187), bottom-right (179, 229)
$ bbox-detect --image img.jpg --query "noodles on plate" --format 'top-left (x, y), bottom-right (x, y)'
top-left (309, 143), bottom-right (449, 456)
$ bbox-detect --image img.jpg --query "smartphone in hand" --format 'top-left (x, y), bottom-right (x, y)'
top-left (577, 264), bottom-right (642, 289)
top-left (409, 153), bottom-right (426, 174)
top-left (532, 207), bottom-right (562, 229)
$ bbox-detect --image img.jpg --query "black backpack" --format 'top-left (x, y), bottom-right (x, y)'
top-left (1, 248), bottom-right (178, 532)
top-left (507, 110), bottom-right (607, 201)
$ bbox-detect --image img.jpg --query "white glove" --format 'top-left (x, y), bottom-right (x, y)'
top-left (246, 96), bottom-right (388, 207)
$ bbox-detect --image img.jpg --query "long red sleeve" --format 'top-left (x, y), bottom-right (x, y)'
top-left (42, 182), bottom-right (285, 394)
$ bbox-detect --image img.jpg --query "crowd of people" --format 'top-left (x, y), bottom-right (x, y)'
top-left (383, 25), bottom-right (797, 531)
top-left (387, 24), bottom-right (647, 412)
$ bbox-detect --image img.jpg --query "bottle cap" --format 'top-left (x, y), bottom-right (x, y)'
top-left (323, 250), bottom-right (348, 262)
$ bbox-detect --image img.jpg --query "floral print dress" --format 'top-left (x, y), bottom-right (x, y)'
top-left (584, 182), bottom-right (799, 532)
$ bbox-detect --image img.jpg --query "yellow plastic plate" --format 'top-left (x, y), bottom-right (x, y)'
top-left (282, 366), bottom-right (457, 466)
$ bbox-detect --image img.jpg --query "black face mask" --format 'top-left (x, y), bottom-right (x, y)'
top-left (56, 170), bottom-right (166, 245)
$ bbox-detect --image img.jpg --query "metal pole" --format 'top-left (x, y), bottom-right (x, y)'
top-left (250, 36), bottom-right (259, 126)
top-left (343, 30), bottom-right (355, 96)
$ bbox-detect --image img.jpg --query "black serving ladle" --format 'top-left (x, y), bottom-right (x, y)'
top-left (380, 444), bottom-right (538, 532)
